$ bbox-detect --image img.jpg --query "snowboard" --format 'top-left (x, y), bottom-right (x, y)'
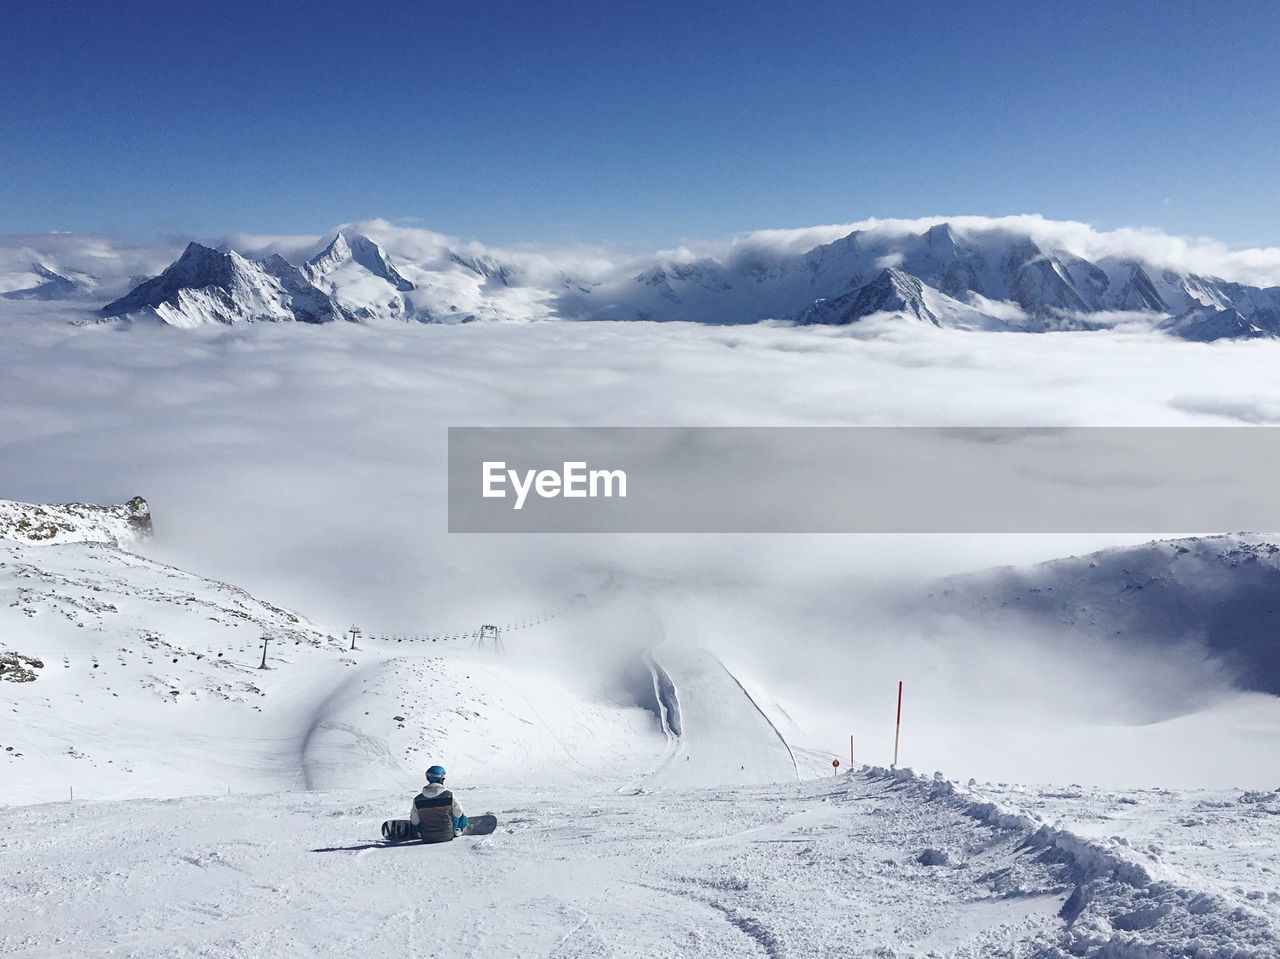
top-left (381, 814), bottom-right (498, 842)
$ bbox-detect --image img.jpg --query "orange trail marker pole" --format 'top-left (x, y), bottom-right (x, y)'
top-left (892, 681), bottom-right (903, 767)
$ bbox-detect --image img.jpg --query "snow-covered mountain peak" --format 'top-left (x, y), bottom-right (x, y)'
top-left (797, 267), bottom-right (955, 327)
top-left (0, 262), bottom-right (87, 301)
top-left (171, 241), bottom-right (234, 282)
top-left (101, 242), bottom-right (349, 327)
top-left (306, 232), bottom-right (352, 275)
top-left (346, 233), bottom-right (415, 292)
top-left (38, 215), bottom-right (1280, 337)
top-left (921, 221), bottom-right (961, 255)
top-left (307, 231), bottom-right (415, 292)
top-left (297, 231), bottom-right (417, 321)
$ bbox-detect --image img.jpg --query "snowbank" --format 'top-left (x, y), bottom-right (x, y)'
top-left (863, 766), bottom-right (1280, 958)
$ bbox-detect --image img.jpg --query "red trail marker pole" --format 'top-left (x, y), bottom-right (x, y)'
top-left (892, 681), bottom-right (903, 767)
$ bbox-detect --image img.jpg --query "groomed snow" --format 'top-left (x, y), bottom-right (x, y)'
top-left (3, 771), bottom-right (1276, 957)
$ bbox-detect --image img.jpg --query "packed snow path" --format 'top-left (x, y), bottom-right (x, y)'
top-left (6, 771), bottom-right (1275, 957)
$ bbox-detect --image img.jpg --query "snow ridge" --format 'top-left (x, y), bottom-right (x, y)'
top-left (928, 533), bottom-right (1280, 697)
top-left (77, 219), bottom-right (1280, 337)
top-left (862, 766), bottom-right (1279, 958)
top-left (101, 242), bottom-right (351, 327)
top-left (0, 263), bottom-right (84, 301)
top-left (557, 220), bottom-right (1280, 338)
top-left (306, 232), bottom-right (416, 293)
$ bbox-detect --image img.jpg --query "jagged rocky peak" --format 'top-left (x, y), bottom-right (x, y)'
top-left (101, 242), bottom-right (233, 318)
top-left (308, 232), bottom-right (415, 291)
top-left (157, 242), bottom-right (231, 285)
top-left (0, 496), bottom-right (153, 547)
top-left (449, 251), bottom-right (514, 286)
top-left (259, 254), bottom-right (352, 325)
top-left (921, 222), bottom-right (959, 254)
top-left (307, 233), bottom-right (352, 275)
top-left (910, 223), bottom-right (986, 297)
top-left (123, 495), bottom-right (153, 536)
top-left (1116, 262), bottom-right (1166, 312)
top-left (797, 267), bottom-right (938, 327)
top-left (999, 240), bottom-right (1089, 314)
top-left (101, 242), bottom-right (349, 327)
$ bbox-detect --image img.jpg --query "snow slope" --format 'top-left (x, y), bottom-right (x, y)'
top-left (0, 537), bottom-right (671, 805)
top-left (298, 647), bottom-right (668, 792)
top-left (927, 533), bottom-right (1280, 697)
top-left (303, 232), bottom-right (415, 322)
top-left (3, 527), bottom-right (1278, 955)
top-left (644, 644), bottom-right (799, 789)
top-left (0, 540), bottom-right (344, 803)
top-left (3, 769), bottom-right (1275, 957)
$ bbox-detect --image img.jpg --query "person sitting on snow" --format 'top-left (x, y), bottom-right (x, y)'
top-left (410, 765), bottom-right (468, 843)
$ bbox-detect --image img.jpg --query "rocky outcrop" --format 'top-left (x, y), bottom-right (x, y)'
top-left (0, 650), bottom-right (44, 683)
top-left (0, 497), bottom-right (154, 547)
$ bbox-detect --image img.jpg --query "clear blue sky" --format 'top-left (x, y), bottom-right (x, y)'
top-left (2, 0), bottom-right (1277, 247)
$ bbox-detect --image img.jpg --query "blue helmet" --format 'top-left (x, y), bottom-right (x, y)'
top-left (425, 765), bottom-right (447, 783)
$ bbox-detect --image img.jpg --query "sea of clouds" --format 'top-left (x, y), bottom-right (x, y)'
top-left (5, 220), bottom-right (1280, 785)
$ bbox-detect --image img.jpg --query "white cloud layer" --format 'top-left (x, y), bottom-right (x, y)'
top-left (6, 213), bottom-right (1280, 294)
top-left (4, 310), bottom-right (1280, 784)
top-left (676, 215), bottom-right (1280, 286)
top-left (7, 216), bottom-right (1280, 787)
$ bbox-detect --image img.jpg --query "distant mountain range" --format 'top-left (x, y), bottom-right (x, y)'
top-left (93, 229), bottom-right (550, 326)
top-left (99, 233), bottom-right (421, 327)
top-left (558, 222), bottom-right (1280, 339)
top-left (6, 219), bottom-right (1280, 339)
